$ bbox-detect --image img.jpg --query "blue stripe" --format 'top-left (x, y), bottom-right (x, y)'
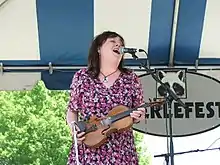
top-left (174, 0), bottom-right (207, 65)
top-left (37, 0), bottom-right (94, 90)
top-left (147, 0), bottom-right (175, 65)
top-left (43, 71), bottom-right (77, 90)
top-left (174, 58), bottom-right (220, 66)
top-left (36, 0), bottom-right (94, 66)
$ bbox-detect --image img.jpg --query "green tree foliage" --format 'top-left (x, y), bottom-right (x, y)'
top-left (0, 81), bottom-right (151, 165)
top-left (134, 131), bottom-right (152, 165)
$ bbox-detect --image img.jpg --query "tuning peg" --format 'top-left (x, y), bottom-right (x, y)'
top-left (84, 115), bottom-right (90, 121)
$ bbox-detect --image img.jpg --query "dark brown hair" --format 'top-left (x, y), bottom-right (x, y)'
top-left (87, 31), bottom-right (130, 79)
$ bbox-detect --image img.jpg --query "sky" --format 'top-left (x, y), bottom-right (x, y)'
top-left (144, 127), bottom-right (220, 165)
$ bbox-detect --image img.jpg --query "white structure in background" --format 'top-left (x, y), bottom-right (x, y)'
top-left (0, 0), bottom-right (220, 164)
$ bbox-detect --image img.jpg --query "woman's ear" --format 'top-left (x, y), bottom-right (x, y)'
top-left (97, 48), bottom-right (101, 55)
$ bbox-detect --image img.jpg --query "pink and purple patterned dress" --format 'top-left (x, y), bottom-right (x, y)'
top-left (67, 68), bottom-right (144, 165)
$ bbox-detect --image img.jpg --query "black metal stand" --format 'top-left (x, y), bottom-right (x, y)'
top-left (154, 146), bottom-right (220, 158)
top-left (166, 93), bottom-right (175, 165)
top-left (130, 51), bottom-right (186, 165)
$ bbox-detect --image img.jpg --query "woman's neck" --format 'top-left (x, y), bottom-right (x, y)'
top-left (100, 63), bottom-right (119, 75)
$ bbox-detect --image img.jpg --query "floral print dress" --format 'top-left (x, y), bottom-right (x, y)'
top-left (67, 68), bottom-right (144, 165)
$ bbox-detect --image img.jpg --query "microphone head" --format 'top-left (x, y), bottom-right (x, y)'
top-left (119, 47), bottom-right (137, 54)
top-left (119, 47), bottom-right (125, 55)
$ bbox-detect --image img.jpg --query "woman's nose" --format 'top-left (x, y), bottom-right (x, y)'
top-left (115, 43), bottom-right (120, 47)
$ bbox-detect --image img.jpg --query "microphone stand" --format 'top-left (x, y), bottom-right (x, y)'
top-left (130, 51), bottom-right (187, 165)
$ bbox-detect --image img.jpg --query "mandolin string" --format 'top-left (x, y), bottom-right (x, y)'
top-left (105, 102), bottom-right (162, 128)
top-left (85, 121), bottom-right (107, 133)
top-left (85, 102), bottom-right (160, 133)
top-left (110, 103), bottom-right (149, 123)
top-left (110, 109), bottom-right (133, 123)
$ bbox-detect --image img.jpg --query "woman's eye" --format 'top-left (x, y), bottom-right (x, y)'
top-left (109, 39), bottom-right (122, 46)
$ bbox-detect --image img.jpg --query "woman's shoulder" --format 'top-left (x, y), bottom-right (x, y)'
top-left (123, 68), bottom-right (139, 79)
top-left (74, 68), bottom-right (88, 77)
top-left (71, 68), bottom-right (89, 83)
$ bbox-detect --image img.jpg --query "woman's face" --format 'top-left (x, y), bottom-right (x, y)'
top-left (99, 36), bottom-right (124, 65)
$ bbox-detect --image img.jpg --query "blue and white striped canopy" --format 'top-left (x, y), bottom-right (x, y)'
top-left (0, 0), bottom-right (219, 90)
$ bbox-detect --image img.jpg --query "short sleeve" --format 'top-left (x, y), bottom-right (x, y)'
top-left (67, 71), bottom-right (83, 112)
top-left (132, 72), bottom-right (144, 108)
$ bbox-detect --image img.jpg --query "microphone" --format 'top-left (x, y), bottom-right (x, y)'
top-left (119, 47), bottom-right (144, 55)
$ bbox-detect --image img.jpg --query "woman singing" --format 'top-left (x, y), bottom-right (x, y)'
top-left (66, 31), bottom-right (146, 164)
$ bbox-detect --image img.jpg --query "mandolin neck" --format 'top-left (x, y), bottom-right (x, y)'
top-left (110, 103), bottom-right (147, 123)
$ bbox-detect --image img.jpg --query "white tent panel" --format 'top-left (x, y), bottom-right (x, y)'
top-left (199, 1), bottom-right (220, 58)
top-left (0, 0), bottom-right (40, 60)
top-left (0, 72), bottom-right (40, 90)
top-left (94, 0), bottom-right (152, 59)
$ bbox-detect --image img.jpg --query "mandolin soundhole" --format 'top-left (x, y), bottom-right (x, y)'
top-left (101, 125), bottom-right (110, 135)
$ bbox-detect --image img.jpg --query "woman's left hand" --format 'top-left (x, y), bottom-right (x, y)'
top-left (130, 107), bottom-right (146, 123)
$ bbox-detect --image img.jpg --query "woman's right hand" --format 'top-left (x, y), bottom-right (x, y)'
top-left (71, 124), bottom-right (85, 144)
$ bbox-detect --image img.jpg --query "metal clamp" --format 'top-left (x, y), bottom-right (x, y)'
top-left (0, 63), bottom-right (3, 75)
top-left (195, 59), bottom-right (199, 72)
top-left (146, 59), bottom-right (150, 69)
top-left (48, 62), bottom-right (53, 74)
top-left (139, 59), bottom-right (150, 71)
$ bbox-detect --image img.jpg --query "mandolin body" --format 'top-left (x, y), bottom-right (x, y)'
top-left (82, 105), bottom-right (133, 148)
top-left (77, 100), bottom-right (163, 148)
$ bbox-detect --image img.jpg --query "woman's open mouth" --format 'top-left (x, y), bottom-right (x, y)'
top-left (113, 49), bottom-right (120, 54)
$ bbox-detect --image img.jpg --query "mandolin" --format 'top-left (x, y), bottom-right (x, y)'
top-left (75, 99), bottom-right (164, 148)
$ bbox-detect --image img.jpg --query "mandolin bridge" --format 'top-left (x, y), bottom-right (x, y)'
top-left (100, 117), bottom-right (112, 126)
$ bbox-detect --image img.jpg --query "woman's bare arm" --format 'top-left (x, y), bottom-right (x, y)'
top-left (66, 109), bottom-right (85, 143)
top-left (66, 110), bottom-right (78, 132)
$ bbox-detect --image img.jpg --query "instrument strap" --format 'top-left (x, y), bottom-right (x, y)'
top-left (71, 121), bottom-right (81, 165)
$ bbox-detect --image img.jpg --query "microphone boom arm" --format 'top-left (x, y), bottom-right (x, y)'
top-left (130, 50), bottom-right (186, 108)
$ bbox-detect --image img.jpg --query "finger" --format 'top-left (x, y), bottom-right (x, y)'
top-left (74, 125), bottom-right (80, 131)
top-left (131, 112), bottom-right (142, 118)
top-left (130, 113), bottom-right (139, 117)
top-left (133, 110), bottom-right (145, 116)
top-left (131, 111), bottom-right (145, 119)
top-left (77, 132), bottom-right (85, 138)
top-left (77, 136), bottom-right (85, 142)
top-left (138, 109), bottom-right (146, 114)
top-left (140, 110), bottom-right (146, 115)
top-left (130, 113), bottom-right (141, 119)
top-left (71, 123), bottom-right (81, 133)
top-left (138, 107), bottom-right (146, 111)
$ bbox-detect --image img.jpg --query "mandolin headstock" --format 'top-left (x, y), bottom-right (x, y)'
top-left (141, 97), bottom-right (165, 110)
top-left (149, 97), bottom-right (165, 104)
